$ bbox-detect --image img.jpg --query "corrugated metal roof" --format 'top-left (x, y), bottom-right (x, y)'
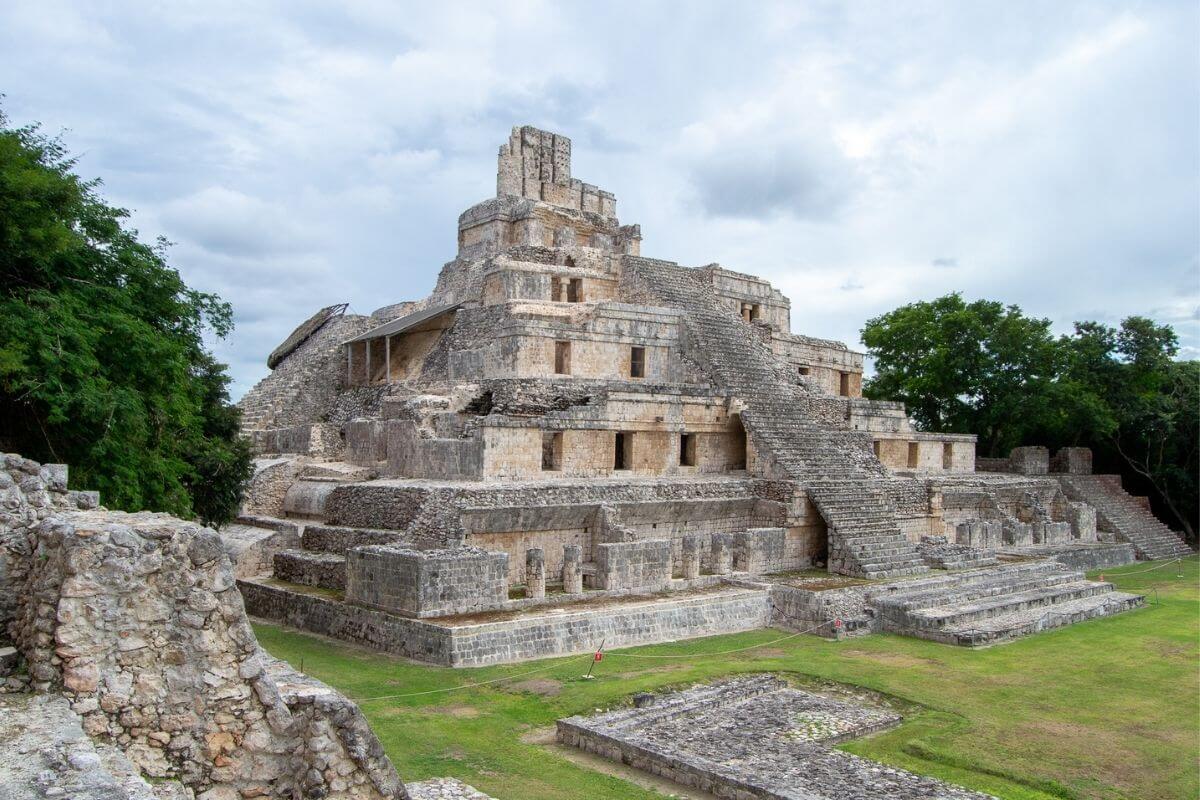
top-left (343, 301), bottom-right (462, 344)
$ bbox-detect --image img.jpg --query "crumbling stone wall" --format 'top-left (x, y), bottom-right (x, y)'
top-left (1, 454), bottom-right (408, 800)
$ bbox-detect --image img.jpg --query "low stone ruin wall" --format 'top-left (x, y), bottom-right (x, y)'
top-left (593, 539), bottom-right (672, 590)
top-left (346, 546), bottom-right (509, 618)
top-left (0, 453), bottom-right (409, 800)
top-left (733, 527), bottom-right (786, 574)
top-left (243, 577), bottom-right (770, 668)
top-left (240, 579), bottom-right (454, 663)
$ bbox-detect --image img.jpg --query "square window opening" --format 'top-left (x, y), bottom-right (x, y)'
top-left (614, 431), bottom-right (632, 471)
top-left (541, 431), bottom-right (563, 471)
top-left (554, 340), bottom-right (571, 375)
top-left (679, 433), bottom-right (697, 467)
top-left (630, 346), bottom-right (646, 379)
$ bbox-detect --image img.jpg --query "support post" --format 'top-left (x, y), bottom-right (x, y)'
top-left (562, 545), bottom-right (583, 594)
top-left (365, 339), bottom-right (372, 385)
top-left (681, 535), bottom-right (700, 581)
top-left (385, 335), bottom-right (392, 384)
top-left (526, 548), bottom-right (546, 600)
top-left (347, 344), bottom-right (353, 386)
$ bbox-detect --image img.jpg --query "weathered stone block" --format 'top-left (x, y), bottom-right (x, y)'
top-left (345, 545), bottom-right (508, 618)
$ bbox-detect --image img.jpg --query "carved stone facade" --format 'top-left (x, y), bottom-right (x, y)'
top-left (232, 126), bottom-right (1174, 667)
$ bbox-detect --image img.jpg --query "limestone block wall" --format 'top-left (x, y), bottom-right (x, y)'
top-left (732, 528), bottom-right (786, 574)
top-left (347, 419), bottom-right (388, 466)
top-left (701, 266), bottom-right (792, 332)
top-left (240, 457), bottom-right (306, 518)
top-left (480, 264), bottom-right (619, 306)
top-left (4, 493), bottom-right (406, 800)
top-left (1050, 447), bottom-right (1093, 475)
top-left (386, 420), bottom-right (483, 479)
top-left (467, 529), bottom-right (590, 585)
top-left (249, 423), bottom-right (344, 459)
top-left (481, 426), bottom-right (543, 478)
top-left (594, 539), bottom-right (672, 590)
top-left (346, 546), bottom-right (508, 618)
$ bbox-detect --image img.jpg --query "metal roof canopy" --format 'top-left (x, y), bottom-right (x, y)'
top-left (343, 301), bottom-right (462, 344)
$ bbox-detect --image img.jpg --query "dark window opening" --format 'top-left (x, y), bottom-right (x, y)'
top-left (679, 433), bottom-right (697, 467)
top-left (564, 255), bottom-right (577, 268)
top-left (554, 340), bottom-right (571, 374)
top-left (798, 366), bottom-right (811, 376)
top-left (550, 276), bottom-right (563, 302)
top-left (614, 432), bottom-right (632, 470)
top-left (839, 371), bottom-right (851, 397)
top-left (630, 346), bottom-right (645, 379)
top-left (907, 442), bottom-right (919, 469)
top-left (542, 431), bottom-right (563, 471)
top-left (942, 442), bottom-right (953, 470)
top-left (566, 278), bottom-right (583, 303)
top-left (872, 440), bottom-right (881, 458)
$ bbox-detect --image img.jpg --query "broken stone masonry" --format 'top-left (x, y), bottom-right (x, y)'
top-left (232, 124), bottom-right (1189, 668)
top-left (0, 453), bottom-right (409, 800)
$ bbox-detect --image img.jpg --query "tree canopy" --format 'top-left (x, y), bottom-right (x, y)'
top-left (862, 293), bottom-right (1197, 540)
top-left (0, 109), bottom-right (251, 526)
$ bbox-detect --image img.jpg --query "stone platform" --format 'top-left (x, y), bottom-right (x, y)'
top-left (866, 561), bottom-right (1143, 646)
top-left (557, 675), bottom-right (991, 799)
top-left (242, 577), bottom-right (769, 667)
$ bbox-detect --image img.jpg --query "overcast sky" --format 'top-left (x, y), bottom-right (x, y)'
top-left (3, 1), bottom-right (1197, 399)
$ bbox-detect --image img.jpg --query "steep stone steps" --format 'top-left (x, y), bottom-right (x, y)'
top-left (1057, 475), bottom-right (1192, 560)
top-left (865, 562), bottom-right (1143, 645)
top-left (934, 592), bottom-right (1143, 646)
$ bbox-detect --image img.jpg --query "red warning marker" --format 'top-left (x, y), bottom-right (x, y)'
top-left (594, 651), bottom-right (604, 662)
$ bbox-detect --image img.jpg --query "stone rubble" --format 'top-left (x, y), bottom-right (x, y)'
top-left (558, 675), bottom-right (993, 799)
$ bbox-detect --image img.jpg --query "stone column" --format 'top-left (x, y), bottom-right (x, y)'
top-left (562, 545), bottom-right (583, 594)
top-left (681, 535), bottom-right (700, 581)
top-left (526, 548), bottom-right (545, 600)
top-left (711, 533), bottom-right (732, 575)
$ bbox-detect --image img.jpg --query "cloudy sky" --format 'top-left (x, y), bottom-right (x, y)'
top-left (2, 1), bottom-right (1196, 398)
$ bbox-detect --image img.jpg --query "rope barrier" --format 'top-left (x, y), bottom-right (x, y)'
top-left (351, 653), bottom-right (591, 703)
top-left (1100, 557), bottom-right (1184, 578)
top-left (601, 604), bottom-right (837, 660)
top-left (352, 603), bottom-right (839, 699)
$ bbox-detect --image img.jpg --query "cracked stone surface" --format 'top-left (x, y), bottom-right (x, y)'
top-left (558, 675), bottom-right (993, 800)
top-left (406, 778), bottom-right (495, 800)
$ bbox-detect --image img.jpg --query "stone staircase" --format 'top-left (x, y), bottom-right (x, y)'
top-left (238, 314), bottom-right (376, 432)
top-left (273, 523), bottom-right (409, 593)
top-left (624, 257), bottom-right (926, 579)
top-left (866, 561), bottom-right (1143, 646)
top-left (1057, 475), bottom-right (1192, 560)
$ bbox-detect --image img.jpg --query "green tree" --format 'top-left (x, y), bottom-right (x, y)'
top-left (0, 109), bottom-right (251, 526)
top-left (863, 296), bottom-right (1197, 541)
top-left (860, 294), bottom-right (1062, 455)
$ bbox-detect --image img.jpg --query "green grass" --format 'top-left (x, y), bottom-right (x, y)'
top-left (254, 555), bottom-right (1200, 800)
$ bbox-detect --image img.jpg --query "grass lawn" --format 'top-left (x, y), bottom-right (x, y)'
top-left (254, 555), bottom-right (1200, 800)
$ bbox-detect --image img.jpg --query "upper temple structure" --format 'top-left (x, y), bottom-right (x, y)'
top-left (232, 126), bottom-right (1191, 667)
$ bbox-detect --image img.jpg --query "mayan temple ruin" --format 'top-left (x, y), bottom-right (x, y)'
top-left (1, 125), bottom-right (1192, 800)
top-left (228, 125), bottom-right (1190, 667)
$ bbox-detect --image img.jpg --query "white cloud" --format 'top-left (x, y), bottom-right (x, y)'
top-left (0, 0), bottom-right (1194, 398)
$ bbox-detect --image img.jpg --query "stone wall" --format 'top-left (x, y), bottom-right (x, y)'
top-left (593, 539), bottom-right (672, 591)
top-left (346, 546), bottom-right (508, 618)
top-left (733, 528), bottom-right (786, 574)
top-left (1, 453), bottom-right (408, 800)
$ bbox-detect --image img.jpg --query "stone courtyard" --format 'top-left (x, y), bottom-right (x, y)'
top-left (557, 675), bottom-right (990, 799)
